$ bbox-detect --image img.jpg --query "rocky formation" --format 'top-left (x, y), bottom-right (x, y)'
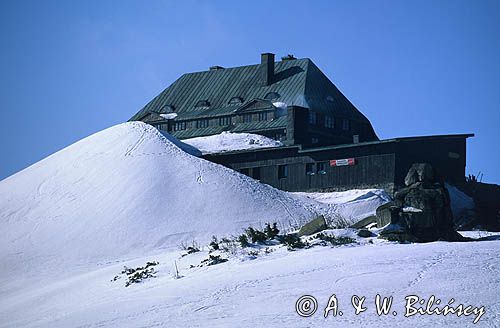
top-left (297, 215), bottom-right (327, 237)
top-left (377, 163), bottom-right (466, 242)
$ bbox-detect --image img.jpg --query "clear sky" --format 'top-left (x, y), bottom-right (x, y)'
top-left (1, 0), bottom-right (499, 184)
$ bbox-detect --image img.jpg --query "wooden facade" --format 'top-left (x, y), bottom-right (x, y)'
top-left (204, 134), bottom-right (472, 194)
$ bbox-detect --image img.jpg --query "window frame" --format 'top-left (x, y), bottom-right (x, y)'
top-left (196, 119), bottom-right (209, 129)
top-left (342, 119), bottom-right (350, 131)
top-left (308, 111), bottom-right (317, 125)
top-left (317, 162), bottom-right (327, 175)
top-left (305, 163), bottom-right (315, 176)
top-left (278, 165), bottom-right (288, 179)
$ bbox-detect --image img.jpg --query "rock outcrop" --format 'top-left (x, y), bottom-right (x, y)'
top-left (378, 163), bottom-right (466, 242)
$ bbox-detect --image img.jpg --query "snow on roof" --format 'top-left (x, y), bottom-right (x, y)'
top-left (182, 131), bottom-right (283, 155)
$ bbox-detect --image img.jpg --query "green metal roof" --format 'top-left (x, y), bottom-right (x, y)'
top-left (231, 116), bottom-right (288, 133)
top-left (129, 58), bottom-right (373, 126)
top-left (170, 125), bottom-right (229, 139)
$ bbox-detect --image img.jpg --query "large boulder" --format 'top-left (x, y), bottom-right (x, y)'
top-left (378, 163), bottom-right (466, 242)
top-left (298, 215), bottom-right (327, 237)
top-left (404, 163), bottom-right (434, 187)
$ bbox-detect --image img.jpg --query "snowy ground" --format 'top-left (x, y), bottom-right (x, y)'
top-left (1, 122), bottom-right (498, 327)
top-left (293, 189), bottom-right (391, 225)
top-left (0, 232), bottom-right (498, 328)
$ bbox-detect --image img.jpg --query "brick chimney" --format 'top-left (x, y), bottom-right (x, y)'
top-left (259, 53), bottom-right (275, 86)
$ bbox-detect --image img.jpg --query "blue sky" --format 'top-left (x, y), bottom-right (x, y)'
top-left (1, 0), bottom-right (499, 183)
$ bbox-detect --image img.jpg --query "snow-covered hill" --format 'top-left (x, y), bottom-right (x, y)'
top-left (0, 122), bottom-right (313, 275)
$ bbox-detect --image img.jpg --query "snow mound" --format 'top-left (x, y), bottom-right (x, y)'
top-left (183, 131), bottom-right (282, 154)
top-left (293, 189), bottom-right (391, 225)
top-left (0, 122), bottom-right (313, 273)
top-left (445, 183), bottom-right (475, 218)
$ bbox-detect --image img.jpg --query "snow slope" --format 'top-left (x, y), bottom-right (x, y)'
top-left (0, 122), bottom-right (313, 276)
top-left (183, 131), bottom-right (282, 154)
top-left (1, 236), bottom-right (498, 328)
top-left (293, 189), bottom-right (391, 225)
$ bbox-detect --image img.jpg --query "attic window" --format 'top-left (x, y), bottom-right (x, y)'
top-left (264, 92), bottom-right (280, 100)
top-left (228, 97), bottom-right (243, 105)
top-left (326, 96), bottom-right (334, 103)
top-left (195, 100), bottom-right (210, 108)
top-left (160, 104), bottom-right (175, 113)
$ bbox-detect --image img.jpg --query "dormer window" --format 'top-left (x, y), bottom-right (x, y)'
top-left (195, 100), bottom-right (210, 108)
top-left (264, 92), bottom-right (280, 100)
top-left (160, 104), bottom-right (175, 113)
top-left (228, 97), bottom-right (243, 105)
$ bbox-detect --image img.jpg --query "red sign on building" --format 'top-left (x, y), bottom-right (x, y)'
top-left (330, 158), bottom-right (356, 166)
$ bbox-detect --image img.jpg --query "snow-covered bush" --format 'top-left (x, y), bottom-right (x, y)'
top-left (112, 261), bottom-right (159, 287)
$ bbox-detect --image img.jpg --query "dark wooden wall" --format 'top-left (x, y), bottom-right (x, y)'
top-left (394, 138), bottom-right (467, 189)
top-left (204, 136), bottom-right (469, 195)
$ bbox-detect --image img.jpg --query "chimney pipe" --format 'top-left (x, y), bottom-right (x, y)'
top-left (259, 53), bottom-right (275, 86)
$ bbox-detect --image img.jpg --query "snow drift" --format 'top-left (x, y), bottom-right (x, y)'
top-left (293, 189), bottom-right (391, 225)
top-left (0, 122), bottom-right (313, 273)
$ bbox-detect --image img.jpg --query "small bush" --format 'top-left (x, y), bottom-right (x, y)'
top-left (201, 254), bottom-right (228, 266)
top-left (245, 227), bottom-right (267, 243)
top-left (247, 250), bottom-right (259, 257)
top-left (278, 234), bottom-right (308, 250)
top-left (238, 234), bottom-right (250, 248)
top-left (117, 261), bottom-right (159, 287)
top-left (317, 233), bottom-right (355, 246)
top-left (264, 222), bottom-right (280, 240)
top-left (186, 246), bottom-right (200, 254)
top-left (219, 238), bottom-right (239, 255)
top-left (180, 240), bottom-right (200, 254)
top-left (209, 236), bottom-right (219, 251)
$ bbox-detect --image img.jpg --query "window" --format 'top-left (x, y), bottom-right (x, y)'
top-left (311, 137), bottom-right (319, 144)
top-left (251, 167), bottom-right (261, 180)
top-left (195, 100), bottom-right (210, 108)
top-left (160, 104), bottom-right (175, 113)
top-left (342, 119), bottom-right (350, 131)
top-left (308, 111), bottom-right (317, 125)
top-left (174, 122), bottom-right (186, 131)
top-left (155, 124), bottom-right (167, 130)
top-left (242, 113), bottom-right (252, 123)
top-left (317, 162), bottom-right (327, 175)
top-left (278, 165), bottom-right (288, 179)
top-left (264, 92), bottom-right (280, 100)
top-left (326, 95), bottom-right (335, 103)
top-left (196, 119), bottom-right (209, 128)
top-left (258, 112), bottom-right (268, 121)
top-left (275, 133), bottom-right (285, 141)
top-left (324, 116), bottom-right (334, 129)
top-left (306, 163), bottom-right (315, 175)
top-left (228, 97), bottom-right (243, 105)
top-left (219, 116), bottom-right (231, 126)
